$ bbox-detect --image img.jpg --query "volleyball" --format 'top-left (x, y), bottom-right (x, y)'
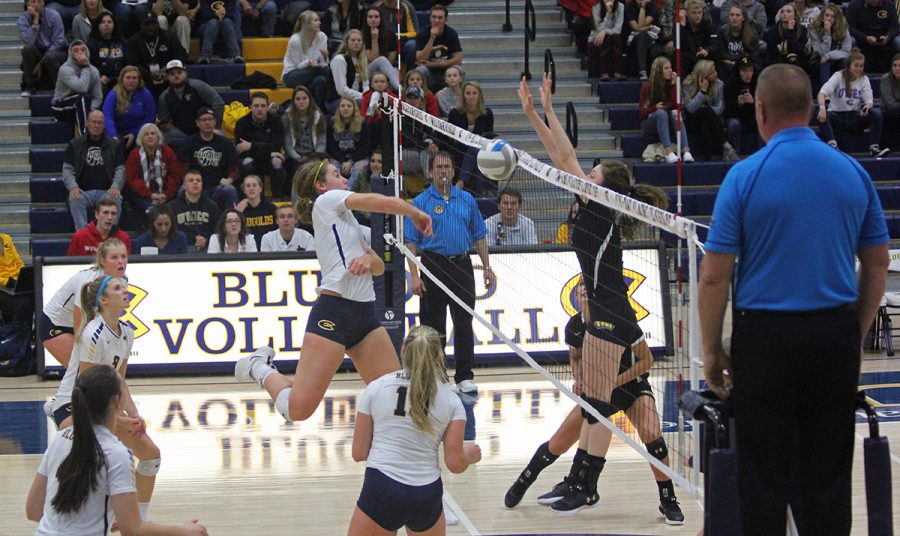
top-left (477, 139), bottom-right (518, 181)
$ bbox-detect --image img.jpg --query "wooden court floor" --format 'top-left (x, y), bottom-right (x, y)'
top-left (1, 360), bottom-right (899, 536)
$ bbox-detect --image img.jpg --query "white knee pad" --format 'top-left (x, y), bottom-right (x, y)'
top-left (275, 388), bottom-right (293, 422)
top-left (136, 458), bottom-right (161, 477)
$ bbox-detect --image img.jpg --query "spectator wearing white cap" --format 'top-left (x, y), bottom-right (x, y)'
top-left (157, 59), bottom-right (225, 152)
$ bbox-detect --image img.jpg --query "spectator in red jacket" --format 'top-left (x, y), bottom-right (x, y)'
top-left (125, 122), bottom-right (183, 222)
top-left (67, 196), bottom-right (132, 256)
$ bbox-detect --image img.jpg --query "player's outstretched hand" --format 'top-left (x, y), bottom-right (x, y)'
top-left (539, 72), bottom-right (554, 112)
top-left (518, 76), bottom-right (535, 116)
top-left (413, 210), bottom-right (433, 237)
top-left (464, 442), bottom-right (482, 465)
top-left (182, 520), bottom-right (209, 535)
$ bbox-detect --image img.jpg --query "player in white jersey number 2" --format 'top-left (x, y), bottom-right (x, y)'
top-left (350, 325), bottom-right (481, 535)
top-left (235, 159), bottom-right (433, 424)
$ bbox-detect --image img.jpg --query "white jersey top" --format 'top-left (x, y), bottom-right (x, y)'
top-left (359, 370), bottom-right (466, 486)
top-left (35, 425), bottom-right (136, 536)
top-left (207, 234), bottom-right (258, 253)
top-left (312, 189), bottom-right (374, 302)
top-left (259, 228), bottom-right (316, 252)
top-left (821, 71), bottom-right (874, 112)
top-left (42, 268), bottom-right (103, 327)
top-left (54, 317), bottom-right (134, 411)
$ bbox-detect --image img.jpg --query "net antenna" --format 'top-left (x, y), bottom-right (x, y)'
top-left (388, 95), bottom-right (705, 498)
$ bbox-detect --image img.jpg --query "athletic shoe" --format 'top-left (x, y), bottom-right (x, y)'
top-left (536, 479), bottom-right (574, 505)
top-left (664, 152), bottom-right (679, 164)
top-left (550, 489), bottom-right (599, 516)
top-left (234, 346), bottom-right (276, 387)
top-left (233, 56), bottom-right (244, 64)
top-left (659, 500), bottom-right (685, 525)
top-left (43, 397), bottom-right (55, 419)
top-left (871, 145), bottom-right (890, 158)
top-left (20, 90), bottom-right (31, 98)
top-left (682, 151), bottom-right (695, 163)
top-left (504, 473), bottom-right (535, 508)
top-left (456, 379), bottom-right (477, 393)
top-left (613, 73), bottom-right (626, 80)
top-left (598, 73), bottom-right (610, 81)
top-left (197, 57), bottom-right (210, 65)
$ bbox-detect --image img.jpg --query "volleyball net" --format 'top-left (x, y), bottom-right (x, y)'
top-left (380, 94), bottom-right (706, 500)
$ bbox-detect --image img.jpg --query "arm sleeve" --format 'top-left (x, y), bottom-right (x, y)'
top-left (855, 162), bottom-right (890, 246)
top-left (207, 235), bottom-right (221, 253)
top-left (106, 445), bottom-right (137, 496)
top-left (468, 195), bottom-right (489, 241)
top-left (102, 92), bottom-right (118, 138)
top-left (164, 147), bottom-right (183, 199)
top-left (710, 81), bottom-right (725, 116)
top-left (862, 77), bottom-right (874, 106)
top-left (283, 115), bottom-right (300, 161)
top-left (157, 91), bottom-right (171, 123)
top-left (62, 144), bottom-right (78, 190)
top-left (260, 232), bottom-right (274, 252)
top-left (704, 171), bottom-right (743, 254)
top-left (18, 14), bottom-right (37, 45)
top-left (881, 77), bottom-right (900, 113)
top-left (140, 90), bottom-right (156, 126)
top-left (357, 382), bottom-right (373, 415)
top-left (111, 143), bottom-right (126, 191)
top-left (49, 14), bottom-right (66, 52)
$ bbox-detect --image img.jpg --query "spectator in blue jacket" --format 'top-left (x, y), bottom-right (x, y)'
top-left (19, 0), bottom-right (67, 96)
top-left (133, 203), bottom-right (189, 254)
top-left (101, 65), bottom-right (157, 151)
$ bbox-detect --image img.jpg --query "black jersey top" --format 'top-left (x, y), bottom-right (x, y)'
top-left (571, 195), bottom-right (628, 299)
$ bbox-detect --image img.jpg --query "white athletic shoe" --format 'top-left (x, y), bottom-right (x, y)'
top-left (682, 151), bottom-right (695, 163)
top-left (43, 397), bottom-right (55, 419)
top-left (234, 346), bottom-right (276, 387)
top-left (456, 379), bottom-right (477, 393)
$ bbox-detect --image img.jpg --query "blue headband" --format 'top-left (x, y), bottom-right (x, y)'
top-left (96, 275), bottom-right (112, 307)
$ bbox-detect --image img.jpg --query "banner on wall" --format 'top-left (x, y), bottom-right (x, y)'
top-left (38, 247), bottom-right (670, 375)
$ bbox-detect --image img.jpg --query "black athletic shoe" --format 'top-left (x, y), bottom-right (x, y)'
top-left (550, 490), bottom-right (599, 516)
top-left (504, 475), bottom-right (533, 509)
top-left (659, 500), bottom-right (685, 525)
top-left (536, 479), bottom-right (574, 505)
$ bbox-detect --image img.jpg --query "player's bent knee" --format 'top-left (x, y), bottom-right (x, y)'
top-left (136, 458), bottom-right (161, 477)
top-left (645, 437), bottom-right (668, 461)
top-left (581, 397), bottom-right (618, 424)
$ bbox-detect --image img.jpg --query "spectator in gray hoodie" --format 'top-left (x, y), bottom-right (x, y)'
top-left (719, 0), bottom-right (767, 37)
top-left (18, 0), bottom-right (67, 96)
top-left (51, 39), bottom-right (103, 134)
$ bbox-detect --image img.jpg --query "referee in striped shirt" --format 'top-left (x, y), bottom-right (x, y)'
top-left (405, 151), bottom-right (495, 393)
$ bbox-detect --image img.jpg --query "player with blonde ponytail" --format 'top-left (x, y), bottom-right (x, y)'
top-left (349, 325), bottom-right (481, 535)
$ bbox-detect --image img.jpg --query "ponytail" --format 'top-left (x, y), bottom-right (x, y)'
top-left (293, 159), bottom-right (329, 227)
top-left (402, 326), bottom-right (448, 434)
top-left (597, 160), bottom-right (669, 239)
top-left (52, 365), bottom-right (121, 514)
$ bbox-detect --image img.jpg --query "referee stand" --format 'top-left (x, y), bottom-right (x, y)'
top-left (371, 178), bottom-right (406, 356)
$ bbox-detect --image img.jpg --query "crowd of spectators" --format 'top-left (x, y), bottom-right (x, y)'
top-left (563, 0), bottom-right (900, 160)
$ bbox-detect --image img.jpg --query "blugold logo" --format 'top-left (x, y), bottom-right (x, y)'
top-left (318, 319), bottom-right (336, 331)
top-left (434, 205), bottom-right (444, 215)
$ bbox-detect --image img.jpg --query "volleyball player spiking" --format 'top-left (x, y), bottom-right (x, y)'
top-left (515, 74), bottom-right (683, 522)
top-left (48, 275), bottom-right (163, 524)
top-left (234, 159), bottom-right (433, 423)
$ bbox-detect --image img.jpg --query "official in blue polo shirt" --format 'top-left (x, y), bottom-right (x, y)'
top-left (699, 64), bottom-right (889, 535)
top-left (405, 151), bottom-right (495, 393)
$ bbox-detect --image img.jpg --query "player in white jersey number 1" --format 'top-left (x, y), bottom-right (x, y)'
top-left (349, 325), bottom-right (481, 535)
top-left (235, 159), bottom-right (433, 423)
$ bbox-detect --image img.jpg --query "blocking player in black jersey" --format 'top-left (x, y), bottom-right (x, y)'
top-left (515, 74), bottom-right (682, 523)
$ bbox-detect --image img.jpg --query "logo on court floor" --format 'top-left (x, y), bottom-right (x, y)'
top-left (318, 319), bottom-right (336, 331)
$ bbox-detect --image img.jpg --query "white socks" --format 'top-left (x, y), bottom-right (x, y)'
top-left (252, 362), bottom-right (277, 388)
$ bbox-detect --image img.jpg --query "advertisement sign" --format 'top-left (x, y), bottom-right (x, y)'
top-left (38, 248), bottom-right (670, 374)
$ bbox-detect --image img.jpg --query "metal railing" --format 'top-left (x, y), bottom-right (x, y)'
top-left (522, 0), bottom-right (536, 80)
top-left (566, 101), bottom-right (578, 148)
top-left (502, 0), bottom-right (512, 32)
top-left (543, 48), bottom-right (556, 93)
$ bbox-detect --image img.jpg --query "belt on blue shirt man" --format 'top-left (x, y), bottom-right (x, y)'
top-left (423, 251), bottom-right (470, 263)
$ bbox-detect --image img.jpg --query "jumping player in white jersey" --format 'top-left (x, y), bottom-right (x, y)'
top-left (38, 238), bottom-right (128, 368)
top-left (518, 74), bottom-right (682, 522)
top-left (26, 365), bottom-right (208, 536)
top-left (235, 159), bottom-right (433, 423)
top-left (349, 325), bottom-right (481, 535)
top-left (49, 275), bottom-right (162, 523)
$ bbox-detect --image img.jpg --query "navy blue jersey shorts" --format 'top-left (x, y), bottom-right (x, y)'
top-left (357, 468), bottom-right (444, 532)
top-left (37, 312), bottom-right (74, 343)
top-left (305, 294), bottom-right (383, 348)
top-left (609, 374), bottom-right (654, 412)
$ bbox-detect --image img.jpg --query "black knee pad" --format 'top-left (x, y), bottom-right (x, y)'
top-left (581, 397), bottom-right (618, 424)
top-left (646, 437), bottom-right (668, 461)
